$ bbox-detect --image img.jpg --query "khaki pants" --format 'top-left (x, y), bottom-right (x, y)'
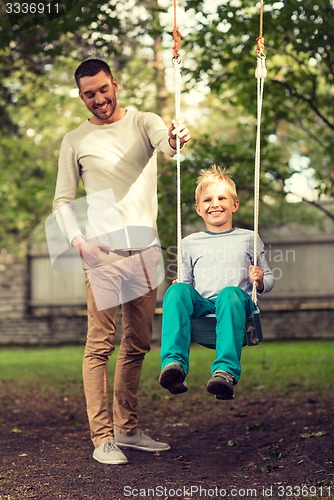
top-left (85, 246), bottom-right (163, 311)
top-left (82, 270), bottom-right (157, 448)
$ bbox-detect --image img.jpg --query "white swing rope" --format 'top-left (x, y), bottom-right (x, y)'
top-left (252, 0), bottom-right (267, 305)
top-left (172, 1), bottom-right (266, 297)
top-left (174, 60), bottom-right (182, 282)
top-left (172, 0), bottom-right (184, 282)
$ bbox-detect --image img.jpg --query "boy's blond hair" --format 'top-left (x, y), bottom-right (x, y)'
top-left (195, 165), bottom-right (238, 204)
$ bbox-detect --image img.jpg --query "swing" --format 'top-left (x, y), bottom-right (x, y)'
top-left (191, 309), bottom-right (263, 349)
top-left (172, 0), bottom-right (267, 349)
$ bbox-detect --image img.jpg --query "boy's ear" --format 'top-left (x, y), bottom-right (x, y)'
top-left (232, 199), bottom-right (240, 213)
top-left (195, 203), bottom-right (202, 217)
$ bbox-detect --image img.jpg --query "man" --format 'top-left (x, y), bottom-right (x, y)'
top-left (53, 59), bottom-right (190, 464)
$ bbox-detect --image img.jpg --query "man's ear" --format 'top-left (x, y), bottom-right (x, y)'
top-left (232, 199), bottom-right (240, 213)
top-left (112, 78), bottom-right (119, 93)
top-left (78, 90), bottom-right (84, 103)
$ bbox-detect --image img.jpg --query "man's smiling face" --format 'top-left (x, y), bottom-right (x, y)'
top-left (78, 70), bottom-right (120, 125)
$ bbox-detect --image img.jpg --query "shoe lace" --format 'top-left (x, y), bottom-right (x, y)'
top-left (136, 429), bottom-right (147, 441)
top-left (103, 440), bottom-right (120, 453)
top-left (214, 371), bottom-right (233, 385)
top-left (136, 429), bottom-right (153, 444)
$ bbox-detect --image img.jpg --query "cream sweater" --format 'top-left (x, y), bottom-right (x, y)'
top-left (53, 108), bottom-right (175, 248)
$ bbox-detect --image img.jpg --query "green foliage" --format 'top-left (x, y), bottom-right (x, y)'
top-left (157, 0), bottom-right (334, 251)
top-left (0, 57), bottom-right (89, 252)
top-left (0, 0), bottom-right (333, 253)
top-left (184, 0), bottom-right (334, 198)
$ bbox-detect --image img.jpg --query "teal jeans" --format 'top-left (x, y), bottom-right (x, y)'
top-left (160, 283), bottom-right (256, 383)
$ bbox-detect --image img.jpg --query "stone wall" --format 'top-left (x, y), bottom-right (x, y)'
top-left (257, 304), bottom-right (334, 341)
top-left (0, 251), bottom-right (87, 345)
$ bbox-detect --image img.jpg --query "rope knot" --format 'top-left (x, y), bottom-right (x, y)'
top-left (256, 36), bottom-right (265, 57)
top-left (173, 28), bottom-right (184, 61)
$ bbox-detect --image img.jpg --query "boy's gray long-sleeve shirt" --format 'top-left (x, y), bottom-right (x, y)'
top-left (182, 228), bottom-right (275, 299)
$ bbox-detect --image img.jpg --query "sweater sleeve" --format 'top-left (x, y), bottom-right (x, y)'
top-left (180, 238), bottom-right (195, 286)
top-left (256, 237), bottom-right (275, 295)
top-left (142, 112), bottom-right (177, 158)
top-left (52, 135), bottom-right (83, 244)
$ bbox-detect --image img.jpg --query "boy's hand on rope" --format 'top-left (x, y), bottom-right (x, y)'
top-left (168, 120), bottom-right (191, 149)
top-left (249, 265), bottom-right (264, 292)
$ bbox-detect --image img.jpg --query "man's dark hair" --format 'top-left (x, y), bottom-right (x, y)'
top-left (74, 59), bottom-right (113, 88)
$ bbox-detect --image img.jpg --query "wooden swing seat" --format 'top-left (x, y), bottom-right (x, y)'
top-left (191, 308), bottom-right (263, 349)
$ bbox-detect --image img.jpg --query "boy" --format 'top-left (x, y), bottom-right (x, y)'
top-left (159, 165), bottom-right (275, 400)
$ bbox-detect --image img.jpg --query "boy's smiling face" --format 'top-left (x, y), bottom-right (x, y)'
top-left (195, 181), bottom-right (240, 233)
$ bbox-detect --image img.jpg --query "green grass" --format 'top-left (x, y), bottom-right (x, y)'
top-left (0, 345), bottom-right (85, 396)
top-left (238, 339), bottom-right (334, 396)
top-left (0, 341), bottom-right (333, 399)
top-left (142, 340), bottom-right (334, 399)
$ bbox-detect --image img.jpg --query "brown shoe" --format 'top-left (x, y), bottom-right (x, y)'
top-left (207, 370), bottom-right (234, 400)
top-left (159, 362), bottom-right (188, 394)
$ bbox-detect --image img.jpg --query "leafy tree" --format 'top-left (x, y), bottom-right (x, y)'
top-left (1, 0), bottom-right (333, 257)
top-left (0, 0), bottom-right (176, 252)
top-left (182, 0), bottom-right (334, 202)
top-left (0, 59), bottom-right (88, 253)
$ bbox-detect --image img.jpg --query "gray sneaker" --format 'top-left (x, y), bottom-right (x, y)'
top-left (207, 370), bottom-right (234, 400)
top-left (114, 429), bottom-right (170, 452)
top-left (159, 362), bottom-right (188, 394)
top-left (93, 439), bottom-right (128, 464)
